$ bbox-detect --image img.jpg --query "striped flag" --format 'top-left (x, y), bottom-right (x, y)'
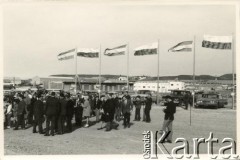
top-left (58, 49), bottom-right (76, 61)
top-left (58, 48), bottom-right (99, 60)
top-left (134, 42), bottom-right (158, 56)
top-left (168, 41), bottom-right (193, 52)
top-left (202, 35), bottom-right (232, 49)
top-left (104, 44), bottom-right (127, 56)
top-left (77, 48), bottom-right (99, 58)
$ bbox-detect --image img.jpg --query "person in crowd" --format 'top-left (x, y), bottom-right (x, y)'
top-left (95, 96), bottom-right (101, 123)
top-left (89, 95), bottom-right (95, 117)
top-left (5, 100), bottom-right (13, 129)
top-left (66, 93), bottom-right (75, 133)
top-left (122, 95), bottom-right (133, 128)
top-left (58, 93), bottom-right (67, 134)
top-left (160, 96), bottom-right (177, 143)
top-left (103, 94), bottom-right (115, 131)
top-left (45, 92), bottom-right (59, 136)
top-left (24, 92), bottom-right (32, 127)
top-left (32, 94), bottom-right (44, 134)
top-left (14, 95), bottom-right (27, 130)
top-left (134, 96), bottom-right (142, 121)
top-left (144, 94), bottom-right (152, 123)
top-left (82, 96), bottom-right (91, 128)
top-left (12, 99), bottom-right (19, 128)
top-left (183, 92), bottom-right (190, 110)
top-left (75, 94), bottom-right (84, 127)
top-left (115, 96), bottom-right (122, 122)
top-left (97, 96), bottom-right (107, 130)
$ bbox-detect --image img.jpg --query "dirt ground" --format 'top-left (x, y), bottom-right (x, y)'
top-left (4, 103), bottom-right (236, 155)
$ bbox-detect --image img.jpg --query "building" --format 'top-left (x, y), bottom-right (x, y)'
top-left (31, 76), bottom-right (74, 90)
top-left (31, 76), bottom-right (134, 92)
top-left (133, 81), bottom-right (185, 93)
top-left (118, 76), bottom-right (128, 81)
top-left (4, 77), bottom-right (21, 85)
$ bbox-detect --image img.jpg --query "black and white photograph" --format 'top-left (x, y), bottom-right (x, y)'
top-left (1, 0), bottom-right (239, 159)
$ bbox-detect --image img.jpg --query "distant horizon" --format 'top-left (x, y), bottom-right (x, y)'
top-left (3, 72), bottom-right (236, 80)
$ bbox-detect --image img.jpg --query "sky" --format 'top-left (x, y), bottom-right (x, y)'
top-left (2, 1), bottom-right (236, 78)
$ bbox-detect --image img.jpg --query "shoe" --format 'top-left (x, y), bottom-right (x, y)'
top-left (44, 134), bottom-right (50, 136)
top-left (39, 132), bottom-right (44, 134)
top-left (33, 131), bottom-right (37, 133)
top-left (128, 124), bottom-right (130, 128)
top-left (84, 124), bottom-right (89, 128)
top-left (105, 129), bottom-right (111, 132)
top-left (97, 127), bottom-right (103, 130)
top-left (51, 134), bottom-right (54, 136)
top-left (13, 128), bottom-right (18, 130)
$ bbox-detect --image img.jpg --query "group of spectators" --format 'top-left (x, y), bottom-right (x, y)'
top-left (3, 90), bottom-right (153, 135)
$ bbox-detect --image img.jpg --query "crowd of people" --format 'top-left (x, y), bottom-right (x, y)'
top-left (3, 90), bottom-right (153, 136)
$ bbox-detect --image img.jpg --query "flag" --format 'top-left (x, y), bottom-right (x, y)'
top-left (202, 35), bottom-right (232, 49)
top-left (58, 49), bottom-right (76, 61)
top-left (168, 41), bottom-right (193, 52)
top-left (134, 42), bottom-right (158, 56)
top-left (104, 44), bottom-right (127, 56)
top-left (77, 48), bottom-right (99, 58)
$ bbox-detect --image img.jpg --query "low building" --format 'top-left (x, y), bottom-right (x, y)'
top-left (133, 81), bottom-right (185, 93)
top-left (4, 77), bottom-right (21, 85)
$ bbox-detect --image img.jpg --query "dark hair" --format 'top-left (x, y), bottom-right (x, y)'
top-left (51, 92), bottom-right (55, 96)
top-left (60, 93), bottom-right (65, 98)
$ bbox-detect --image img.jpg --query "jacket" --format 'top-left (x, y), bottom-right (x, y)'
top-left (17, 100), bottom-right (27, 115)
top-left (122, 99), bottom-right (133, 114)
top-left (45, 96), bottom-right (59, 116)
top-left (33, 99), bottom-right (44, 119)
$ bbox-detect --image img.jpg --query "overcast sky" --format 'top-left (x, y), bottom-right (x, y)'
top-left (3, 2), bottom-right (236, 78)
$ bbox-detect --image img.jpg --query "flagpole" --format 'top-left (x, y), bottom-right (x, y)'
top-left (157, 40), bottom-right (160, 104)
top-left (232, 34), bottom-right (235, 110)
top-left (99, 45), bottom-right (102, 99)
top-left (75, 47), bottom-right (78, 95)
top-left (191, 36), bottom-right (196, 126)
top-left (127, 43), bottom-right (129, 91)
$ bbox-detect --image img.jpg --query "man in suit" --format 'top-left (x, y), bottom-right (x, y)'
top-left (32, 94), bottom-right (44, 134)
top-left (45, 92), bottom-right (59, 136)
top-left (66, 93), bottom-right (75, 133)
top-left (160, 96), bottom-right (177, 143)
top-left (122, 95), bottom-right (133, 128)
top-left (145, 94), bottom-right (152, 123)
top-left (58, 93), bottom-right (67, 134)
top-left (14, 94), bottom-right (27, 130)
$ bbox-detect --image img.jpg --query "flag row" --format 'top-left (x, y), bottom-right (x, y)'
top-left (58, 35), bottom-right (233, 60)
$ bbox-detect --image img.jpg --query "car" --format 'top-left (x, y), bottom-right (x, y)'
top-left (162, 90), bottom-right (194, 106)
top-left (136, 90), bottom-right (157, 104)
top-left (195, 92), bottom-right (228, 109)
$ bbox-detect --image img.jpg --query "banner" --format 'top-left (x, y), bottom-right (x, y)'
top-left (168, 41), bottom-right (193, 52)
top-left (134, 42), bottom-right (158, 56)
top-left (202, 35), bottom-right (232, 49)
top-left (104, 44), bottom-right (127, 56)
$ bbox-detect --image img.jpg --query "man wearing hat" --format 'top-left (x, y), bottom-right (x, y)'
top-left (32, 94), bottom-right (44, 134)
top-left (160, 96), bottom-right (177, 143)
top-left (45, 92), bottom-right (59, 136)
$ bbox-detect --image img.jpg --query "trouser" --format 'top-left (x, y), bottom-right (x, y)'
top-left (33, 117), bottom-right (43, 133)
top-left (123, 112), bottom-right (131, 126)
top-left (66, 116), bottom-right (73, 132)
top-left (135, 108), bottom-right (141, 121)
top-left (161, 119), bottom-right (173, 141)
top-left (58, 115), bottom-right (66, 134)
top-left (27, 112), bottom-right (33, 125)
top-left (95, 109), bottom-right (100, 122)
top-left (6, 114), bottom-right (12, 127)
top-left (142, 108), bottom-right (146, 121)
top-left (15, 114), bottom-right (25, 129)
top-left (115, 108), bottom-right (121, 121)
top-left (75, 107), bottom-right (83, 126)
top-left (46, 115), bottom-right (56, 135)
top-left (185, 102), bottom-right (189, 110)
top-left (145, 109), bottom-right (151, 122)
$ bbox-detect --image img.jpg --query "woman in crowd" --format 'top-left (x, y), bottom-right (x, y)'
top-left (82, 96), bottom-right (91, 128)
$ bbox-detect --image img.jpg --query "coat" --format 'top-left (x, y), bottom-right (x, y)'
top-left (59, 98), bottom-right (67, 116)
top-left (164, 101), bottom-right (177, 120)
top-left (66, 99), bottom-right (75, 117)
top-left (82, 100), bottom-right (91, 117)
top-left (17, 100), bottom-right (26, 115)
top-left (122, 99), bottom-right (133, 114)
top-left (33, 100), bottom-right (44, 120)
top-left (45, 96), bottom-right (59, 116)
top-left (145, 97), bottom-right (152, 110)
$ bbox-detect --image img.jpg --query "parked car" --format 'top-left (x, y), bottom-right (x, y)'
top-left (162, 90), bottom-right (194, 106)
top-left (195, 92), bottom-right (228, 109)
